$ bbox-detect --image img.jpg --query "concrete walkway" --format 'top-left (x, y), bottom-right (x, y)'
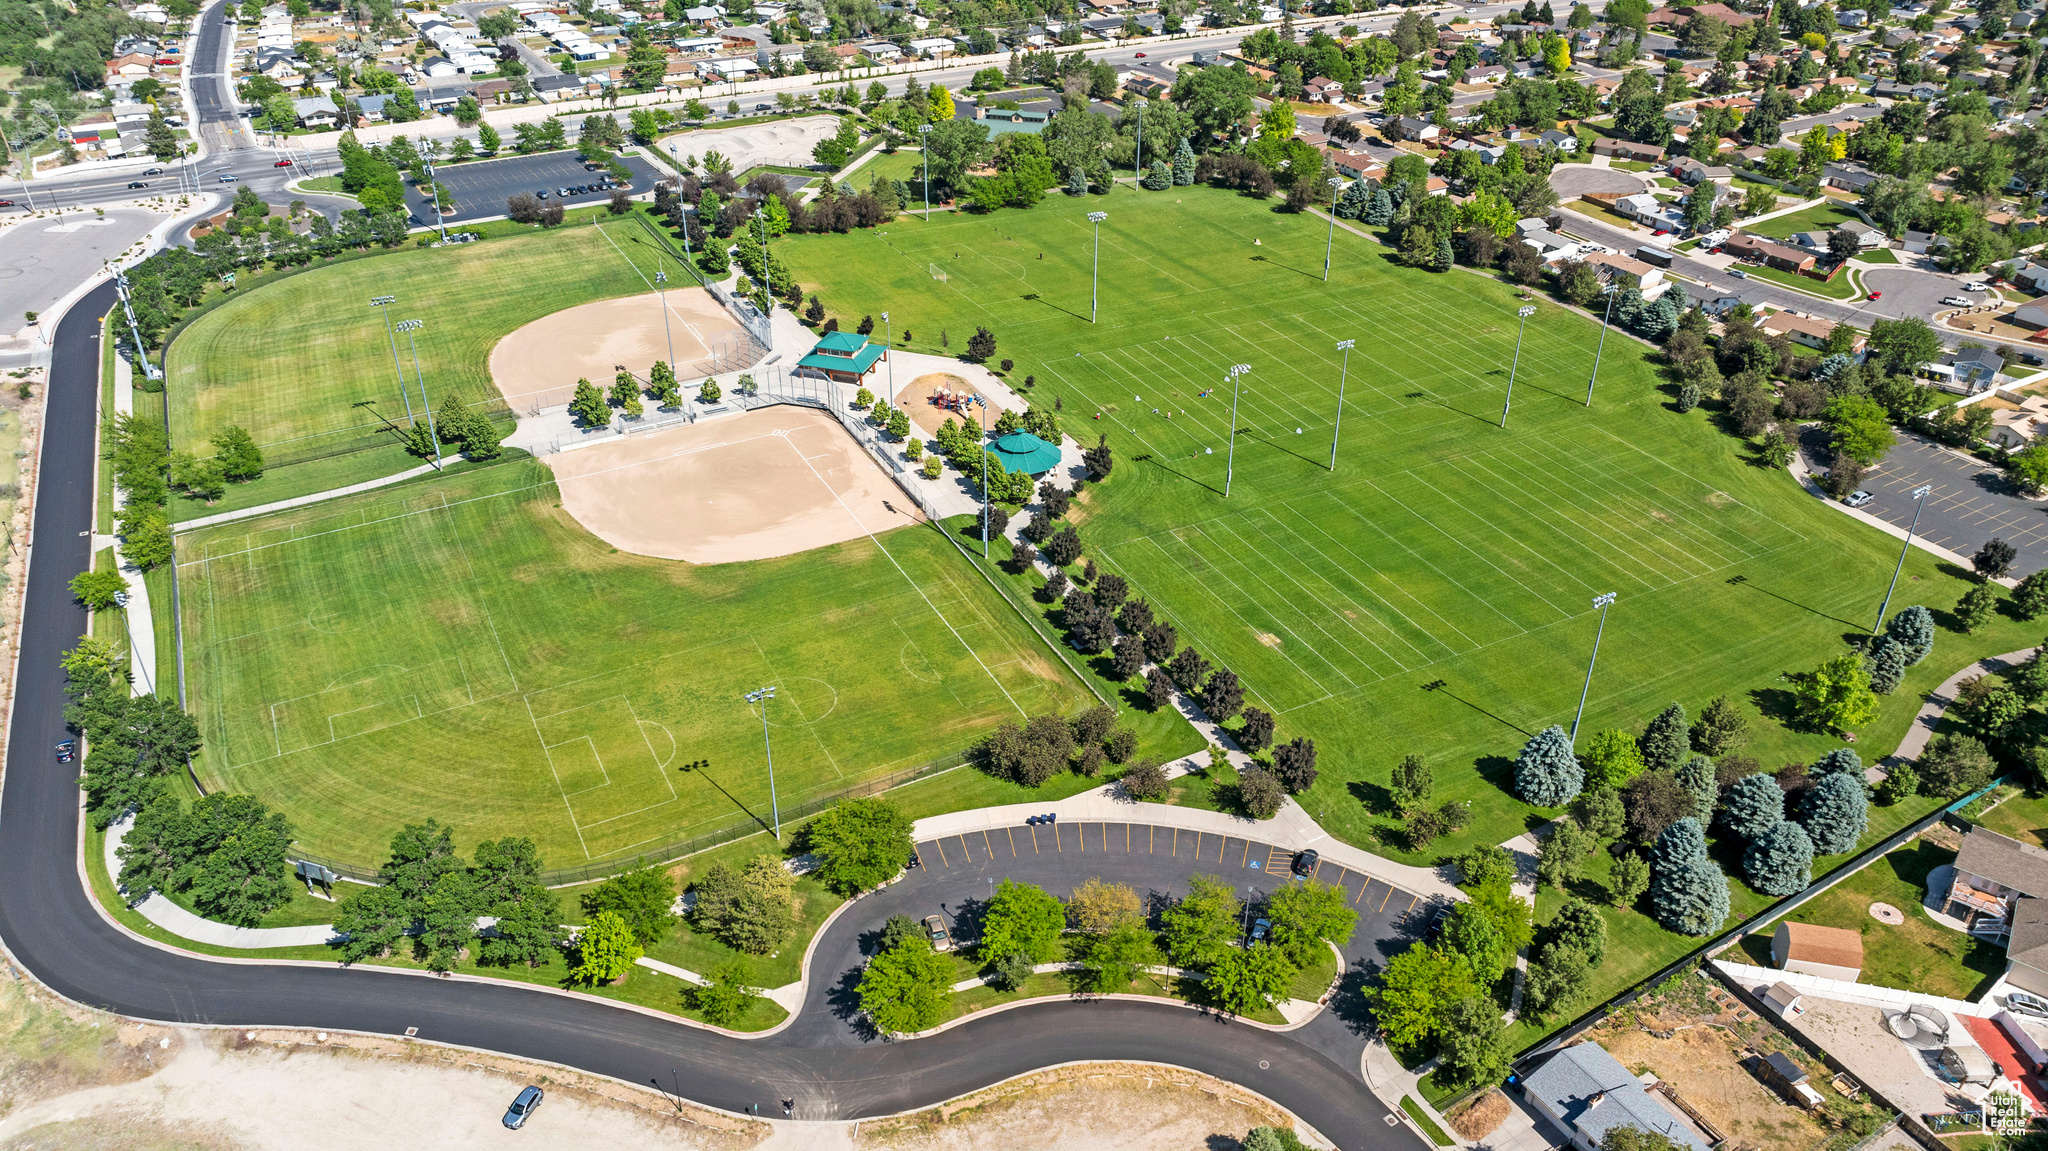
top-left (109, 353), bottom-right (158, 694)
top-left (172, 461), bottom-right (443, 532)
top-left (1882, 646), bottom-right (2038, 774)
top-left (104, 811), bottom-right (342, 948)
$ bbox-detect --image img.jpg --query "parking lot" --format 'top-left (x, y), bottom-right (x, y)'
top-left (1860, 433), bottom-right (2048, 577)
top-left (406, 149), bottom-right (665, 226)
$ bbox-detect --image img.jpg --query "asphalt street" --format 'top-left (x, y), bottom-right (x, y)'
top-left (0, 300), bottom-right (1424, 1146)
top-left (1862, 433), bottom-right (2048, 577)
top-left (408, 149), bottom-right (665, 226)
top-left (0, 211), bottom-right (161, 334)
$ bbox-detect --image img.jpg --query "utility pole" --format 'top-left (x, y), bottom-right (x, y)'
top-left (1501, 305), bottom-right (1535, 429)
top-left (369, 295), bottom-right (416, 426)
top-left (1087, 211), bottom-right (1106, 323)
top-left (882, 311), bottom-right (893, 398)
top-left (1570, 592), bottom-right (1617, 746)
top-left (745, 687), bottom-right (781, 842)
top-left (1329, 338), bottom-right (1353, 471)
top-left (1586, 284), bottom-right (1617, 407)
top-left (1874, 484), bottom-right (1934, 634)
top-left (1224, 362), bottom-right (1250, 497)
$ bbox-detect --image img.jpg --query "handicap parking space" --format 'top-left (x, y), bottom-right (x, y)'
top-left (1862, 434), bottom-right (2048, 577)
top-left (405, 150), bottom-right (666, 226)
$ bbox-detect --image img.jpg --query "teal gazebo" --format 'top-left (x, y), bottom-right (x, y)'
top-left (992, 430), bottom-right (1062, 475)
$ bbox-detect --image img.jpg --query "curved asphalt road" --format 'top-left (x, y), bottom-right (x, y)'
top-left (0, 285), bottom-right (1427, 1149)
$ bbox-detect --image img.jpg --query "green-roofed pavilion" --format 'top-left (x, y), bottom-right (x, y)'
top-left (992, 431), bottom-right (1062, 475)
top-left (798, 331), bottom-right (885, 383)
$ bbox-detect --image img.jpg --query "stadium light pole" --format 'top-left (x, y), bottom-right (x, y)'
top-left (1585, 283), bottom-right (1617, 407)
top-left (1087, 211), bottom-right (1106, 323)
top-left (745, 687), bottom-right (782, 843)
top-left (1329, 338), bottom-right (1354, 471)
top-left (970, 394), bottom-right (990, 558)
top-left (1223, 362), bottom-right (1251, 498)
top-left (654, 268), bottom-right (675, 368)
top-left (1569, 592), bottom-right (1617, 747)
top-left (394, 319), bottom-right (444, 469)
top-left (369, 295), bottom-right (417, 426)
top-left (882, 311), bottom-right (894, 398)
top-left (1874, 484), bottom-right (1935, 635)
top-left (1322, 177), bottom-right (1344, 281)
top-left (1501, 305), bottom-right (1535, 429)
top-left (919, 123), bottom-right (932, 220)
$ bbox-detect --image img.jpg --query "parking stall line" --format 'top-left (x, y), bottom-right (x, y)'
top-left (1354, 881), bottom-right (1368, 904)
top-left (1076, 825), bottom-right (1084, 852)
top-left (1029, 826), bottom-right (1039, 854)
top-left (982, 830), bottom-right (993, 859)
top-left (1149, 826), bottom-right (1154, 853)
top-left (1126, 824), bottom-right (1131, 852)
top-left (1239, 840), bottom-right (1250, 866)
top-left (932, 839), bottom-right (949, 867)
top-left (912, 847), bottom-right (926, 870)
top-left (1006, 827), bottom-right (1016, 857)
top-left (1055, 824), bottom-right (1063, 852)
top-left (956, 835), bottom-right (972, 861)
top-left (1266, 846), bottom-right (1289, 872)
top-left (1172, 828), bottom-right (1180, 856)
top-left (1379, 886), bottom-right (1396, 912)
top-left (1218, 835), bottom-right (1228, 863)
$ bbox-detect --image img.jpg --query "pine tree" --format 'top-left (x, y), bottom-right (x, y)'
top-left (1743, 820), bottom-right (1813, 895)
top-left (1336, 179), bottom-right (1373, 219)
top-left (1675, 754), bottom-right (1717, 828)
top-left (1865, 636), bottom-right (1907, 695)
top-left (1638, 703), bottom-right (1690, 771)
top-left (1434, 234), bottom-right (1454, 271)
top-left (1649, 817), bottom-right (1730, 935)
top-left (1171, 138), bottom-right (1196, 186)
top-left (1390, 753), bottom-right (1433, 815)
top-left (1689, 694), bottom-right (1749, 756)
top-left (1810, 748), bottom-right (1862, 780)
top-left (1143, 160), bottom-right (1172, 189)
top-left (1886, 604), bottom-right (1935, 665)
top-left (1513, 725), bottom-right (1583, 808)
top-left (1722, 773), bottom-right (1784, 841)
top-left (2013, 571), bottom-right (2048, 620)
top-left (1799, 771), bottom-right (1867, 855)
top-left (1609, 850), bottom-right (1650, 908)
top-left (1067, 166), bottom-right (1088, 196)
top-left (1363, 186), bottom-right (1394, 225)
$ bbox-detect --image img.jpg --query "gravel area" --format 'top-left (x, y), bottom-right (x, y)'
top-left (1779, 998), bottom-right (1955, 1116)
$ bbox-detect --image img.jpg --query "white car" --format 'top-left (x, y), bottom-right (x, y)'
top-left (1963, 282), bottom-right (1989, 291)
top-left (1941, 296), bottom-right (1972, 307)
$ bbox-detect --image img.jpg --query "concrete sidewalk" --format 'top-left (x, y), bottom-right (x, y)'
top-left (105, 811), bottom-right (342, 948)
top-left (172, 460), bottom-right (442, 532)
top-left (109, 353), bottom-right (158, 694)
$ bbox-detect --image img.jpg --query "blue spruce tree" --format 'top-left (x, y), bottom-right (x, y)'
top-left (1335, 179), bottom-right (1372, 219)
top-left (1865, 636), bottom-right (1907, 694)
top-left (1513, 725), bottom-right (1583, 808)
top-left (1886, 605), bottom-right (1935, 665)
top-left (1363, 186), bottom-right (1394, 225)
top-left (1171, 138), bottom-right (1196, 186)
top-left (1721, 773), bottom-right (1785, 841)
top-left (1810, 748), bottom-right (1862, 779)
top-left (1799, 771), bottom-right (1868, 855)
top-left (1142, 160), bottom-right (1172, 190)
top-left (1743, 820), bottom-right (1814, 895)
top-left (1639, 703), bottom-right (1690, 772)
top-left (1650, 818), bottom-right (1730, 935)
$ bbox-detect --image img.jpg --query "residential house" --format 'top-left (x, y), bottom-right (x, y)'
top-left (1945, 826), bottom-right (2048, 936)
top-left (1761, 310), bottom-right (1856, 350)
top-left (1539, 128), bottom-right (1579, 152)
top-left (1521, 228), bottom-right (1588, 262)
top-left (2010, 303), bottom-right (2048, 333)
top-left (1584, 251), bottom-right (1670, 298)
top-left (1723, 232), bottom-right (1817, 272)
top-left (1670, 156), bottom-right (1734, 184)
top-left (1989, 394), bottom-right (2048, 447)
top-left (1520, 1042), bottom-right (1713, 1151)
top-left (1466, 63), bottom-right (1508, 83)
top-left (1303, 76), bottom-right (1344, 102)
top-left (107, 51), bottom-right (155, 80)
top-left (420, 55), bottom-right (459, 78)
top-left (352, 92), bottom-right (391, 123)
top-left (1902, 229), bottom-right (1942, 254)
top-left (1771, 922), bottom-right (1863, 980)
top-left (291, 95), bottom-right (341, 127)
top-left (2007, 262), bottom-right (2048, 293)
top-left (1591, 137), bottom-right (1663, 162)
top-left (1393, 116), bottom-right (1438, 140)
top-left (1682, 285), bottom-right (1747, 317)
top-left (907, 36), bottom-right (957, 57)
top-left (798, 331), bottom-right (885, 384)
top-left (1823, 161), bottom-right (1881, 193)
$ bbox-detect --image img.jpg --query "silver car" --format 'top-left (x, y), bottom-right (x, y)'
top-left (1844, 490), bottom-right (1874, 508)
top-left (2007, 991), bottom-right (2048, 1020)
top-left (504, 1085), bottom-right (543, 1129)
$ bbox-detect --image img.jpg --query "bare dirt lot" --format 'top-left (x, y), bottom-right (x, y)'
top-left (489, 288), bottom-right (747, 412)
top-left (547, 406), bottom-right (920, 564)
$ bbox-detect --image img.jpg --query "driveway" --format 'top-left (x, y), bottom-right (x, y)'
top-left (1859, 433), bottom-right (2048, 577)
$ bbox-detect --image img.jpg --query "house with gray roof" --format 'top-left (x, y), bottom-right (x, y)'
top-left (1521, 1042), bottom-right (1713, 1151)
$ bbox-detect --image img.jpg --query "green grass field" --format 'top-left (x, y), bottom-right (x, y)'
top-left (1746, 201), bottom-right (1864, 241)
top-left (163, 220), bottom-right (678, 507)
top-left (782, 183), bottom-right (2028, 867)
top-left (174, 456), bottom-right (1108, 869)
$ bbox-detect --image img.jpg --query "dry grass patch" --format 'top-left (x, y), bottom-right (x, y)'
top-left (1446, 1088), bottom-right (1511, 1142)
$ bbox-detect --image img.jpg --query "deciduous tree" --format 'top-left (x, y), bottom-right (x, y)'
top-left (571, 911), bottom-right (641, 984)
top-left (803, 797), bottom-right (913, 894)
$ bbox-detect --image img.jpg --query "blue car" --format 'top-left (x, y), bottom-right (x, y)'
top-left (503, 1085), bottom-right (543, 1129)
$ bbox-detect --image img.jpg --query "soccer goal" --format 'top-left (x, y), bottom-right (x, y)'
top-left (928, 263), bottom-right (949, 282)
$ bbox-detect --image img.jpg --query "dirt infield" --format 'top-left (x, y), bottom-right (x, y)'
top-left (896, 373), bottom-right (988, 439)
top-left (547, 407), bottom-right (920, 564)
top-left (488, 288), bottom-right (746, 412)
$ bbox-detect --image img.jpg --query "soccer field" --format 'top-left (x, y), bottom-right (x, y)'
top-left (164, 219), bottom-right (682, 494)
top-left (781, 188), bottom-right (1985, 859)
top-left (176, 458), bottom-right (1096, 869)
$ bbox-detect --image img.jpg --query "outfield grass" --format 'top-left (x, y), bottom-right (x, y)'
top-left (777, 184), bottom-right (2048, 1036)
top-left (164, 221), bottom-right (675, 496)
top-left (174, 456), bottom-right (1118, 870)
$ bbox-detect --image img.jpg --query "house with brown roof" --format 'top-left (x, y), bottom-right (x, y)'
top-left (1591, 138), bottom-right (1663, 162)
top-left (1760, 310), bottom-right (1857, 351)
top-left (1723, 232), bottom-right (1816, 273)
top-left (1945, 826), bottom-right (2048, 936)
top-left (1771, 922), bottom-right (1863, 981)
top-left (1303, 76), bottom-right (1344, 102)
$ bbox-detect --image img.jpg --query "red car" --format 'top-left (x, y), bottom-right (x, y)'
top-left (1134, 51), bottom-right (1146, 56)
top-left (0, 199), bottom-right (14, 207)
top-left (274, 159), bottom-right (292, 167)
top-left (1867, 291), bottom-right (1882, 301)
